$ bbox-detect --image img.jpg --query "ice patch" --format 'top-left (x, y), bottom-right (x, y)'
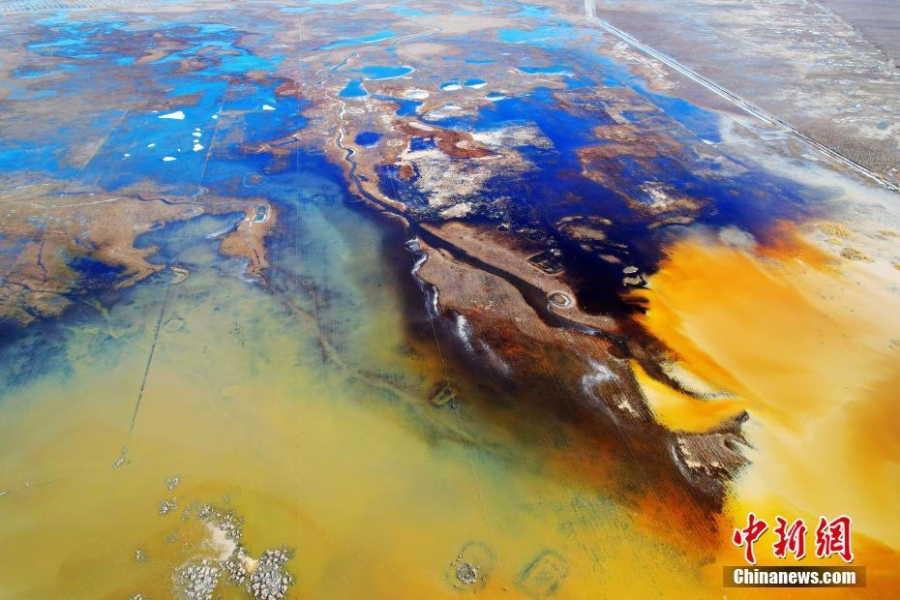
top-left (403, 88), bottom-right (430, 100)
top-left (473, 124), bottom-right (554, 149)
top-left (412, 254), bottom-right (427, 277)
top-left (192, 143), bottom-right (204, 152)
top-left (455, 314), bottom-right (475, 353)
top-left (158, 110), bottom-right (186, 120)
top-left (262, 104), bottom-right (276, 111)
top-left (440, 202), bottom-right (473, 219)
top-left (162, 156), bottom-right (177, 162)
top-left (423, 105), bottom-right (462, 120)
top-left (147, 143), bottom-right (156, 148)
top-left (206, 223), bottom-right (236, 239)
top-left (406, 238), bottom-right (441, 317)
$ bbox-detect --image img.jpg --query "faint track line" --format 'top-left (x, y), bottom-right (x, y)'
top-left (114, 76), bottom-right (233, 468)
top-left (126, 278), bottom-right (170, 436)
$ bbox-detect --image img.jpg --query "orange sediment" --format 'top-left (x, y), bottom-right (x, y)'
top-left (631, 228), bottom-right (900, 593)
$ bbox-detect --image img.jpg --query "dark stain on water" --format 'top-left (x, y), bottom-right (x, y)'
top-left (417, 86), bottom-right (826, 315)
top-left (0, 318), bottom-right (75, 394)
top-left (376, 164), bottom-right (427, 208)
top-left (70, 256), bottom-right (126, 289)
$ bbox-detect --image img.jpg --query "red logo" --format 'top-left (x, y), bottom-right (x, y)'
top-left (732, 514), bottom-right (854, 564)
top-left (815, 515), bottom-right (854, 563)
top-left (732, 512), bottom-right (768, 565)
top-left (773, 516), bottom-right (807, 559)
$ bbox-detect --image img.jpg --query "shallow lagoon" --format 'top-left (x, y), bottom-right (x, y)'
top-left (0, 152), bottom-right (713, 597)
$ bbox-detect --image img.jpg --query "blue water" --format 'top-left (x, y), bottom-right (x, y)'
top-left (464, 79), bottom-right (487, 87)
top-left (376, 164), bottom-right (427, 208)
top-left (498, 26), bottom-right (569, 44)
top-left (638, 91), bottom-right (723, 143)
top-left (320, 31), bottom-right (396, 50)
top-left (355, 131), bottom-right (382, 147)
top-left (514, 5), bottom-right (556, 19)
top-left (419, 85), bottom-right (810, 235)
top-left (518, 65), bottom-right (570, 75)
top-left (481, 0), bottom-right (557, 20)
top-left (355, 65), bottom-right (414, 80)
top-left (371, 94), bottom-right (421, 116)
top-left (409, 137), bottom-right (437, 152)
top-left (339, 80), bottom-right (367, 98)
top-left (0, 17), bottom-right (307, 200)
top-left (0, 109), bottom-right (127, 176)
top-left (2, 3), bottom-right (812, 325)
top-left (493, 23), bottom-right (724, 144)
top-left (389, 6), bottom-right (428, 17)
top-left (69, 256), bottom-right (126, 288)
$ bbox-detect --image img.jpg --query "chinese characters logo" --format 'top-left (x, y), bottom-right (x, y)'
top-left (732, 514), bottom-right (854, 564)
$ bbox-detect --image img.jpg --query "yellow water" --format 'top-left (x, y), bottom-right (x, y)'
top-left (632, 229), bottom-right (900, 596)
top-left (0, 199), bottom-right (720, 598)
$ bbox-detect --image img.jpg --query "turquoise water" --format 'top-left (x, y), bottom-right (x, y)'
top-left (518, 65), bottom-right (570, 75)
top-left (389, 6), bottom-right (429, 17)
top-left (498, 26), bottom-right (570, 44)
top-left (372, 94), bottom-right (422, 116)
top-left (514, 5), bottom-right (556, 19)
top-left (355, 65), bottom-right (415, 80)
top-left (320, 30), bottom-right (396, 50)
top-left (339, 79), bottom-right (367, 98)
